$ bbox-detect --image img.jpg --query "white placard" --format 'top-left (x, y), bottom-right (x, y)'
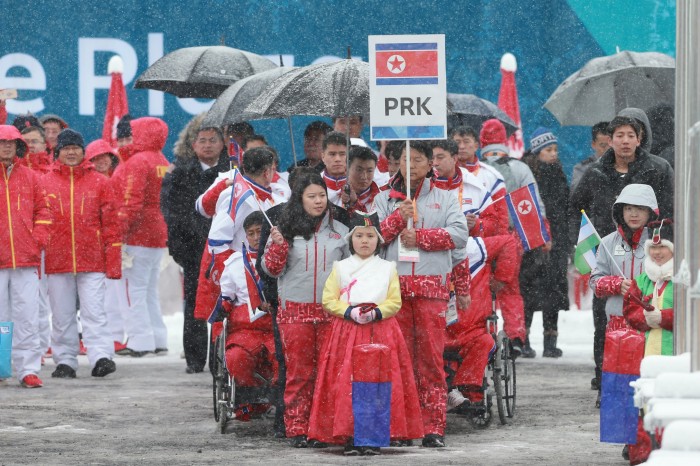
top-left (368, 34), bottom-right (447, 141)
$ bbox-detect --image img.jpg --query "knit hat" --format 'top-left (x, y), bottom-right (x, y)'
top-left (12, 114), bottom-right (41, 132)
top-left (345, 211), bottom-right (384, 244)
top-left (39, 114), bottom-right (68, 129)
top-left (645, 219), bottom-right (673, 254)
top-left (530, 127), bottom-right (557, 153)
top-left (479, 119), bottom-right (509, 155)
top-left (117, 114), bottom-right (133, 139)
top-left (54, 128), bottom-right (85, 155)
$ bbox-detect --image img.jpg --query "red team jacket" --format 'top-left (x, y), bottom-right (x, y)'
top-left (113, 117), bottom-right (169, 248)
top-left (42, 158), bottom-right (122, 278)
top-left (0, 157), bottom-right (52, 270)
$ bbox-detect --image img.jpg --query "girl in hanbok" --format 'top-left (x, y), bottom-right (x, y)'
top-left (307, 212), bottom-right (423, 456)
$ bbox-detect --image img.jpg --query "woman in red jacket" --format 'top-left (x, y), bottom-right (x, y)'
top-left (43, 129), bottom-right (121, 378)
top-left (0, 125), bottom-right (51, 388)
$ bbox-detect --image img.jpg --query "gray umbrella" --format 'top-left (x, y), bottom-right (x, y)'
top-left (447, 93), bottom-right (519, 135)
top-left (544, 51), bottom-right (675, 126)
top-left (201, 67), bottom-right (297, 128)
top-left (134, 46), bottom-right (277, 99)
top-left (244, 59), bottom-right (369, 120)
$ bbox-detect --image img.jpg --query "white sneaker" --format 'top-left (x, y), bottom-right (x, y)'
top-left (447, 388), bottom-right (467, 411)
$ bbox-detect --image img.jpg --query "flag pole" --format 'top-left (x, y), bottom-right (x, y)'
top-left (252, 195), bottom-right (274, 227)
top-left (405, 139), bottom-right (410, 199)
top-left (581, 209), bottom-right (625, 277)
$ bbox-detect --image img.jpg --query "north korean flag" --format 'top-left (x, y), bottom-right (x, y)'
top-left (505, 184), bottom-right (550, 251)
top-left (375, 42), bottom-right (438, 85)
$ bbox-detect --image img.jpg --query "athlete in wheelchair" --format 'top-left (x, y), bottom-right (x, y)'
top-left (444, 235), bottom-right (519, 427)
top-left (210, 212), bottom-right (277, 433)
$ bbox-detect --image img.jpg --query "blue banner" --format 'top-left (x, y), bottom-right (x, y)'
top-left (1, 0), bottom-right (675, 177)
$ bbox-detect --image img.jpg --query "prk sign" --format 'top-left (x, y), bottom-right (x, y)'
top-left (369, 34), bottom-right (447, 140)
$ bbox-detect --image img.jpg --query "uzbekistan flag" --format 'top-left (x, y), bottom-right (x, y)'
top-left (375, 42), bottom-right (438, 86)
top-left (574, 211), bottom-right (601, 274)
top-left (505, 184), bottom-right (550, 251)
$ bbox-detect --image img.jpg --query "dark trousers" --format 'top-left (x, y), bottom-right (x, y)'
top-left (592, 295), bottom-right (608, 381)
top-left (270, 305), bottom-right (286, 434)
top-left (183, 263), bottom-right (208, 371)
top-left (524, 306), bottom-right (559, 333)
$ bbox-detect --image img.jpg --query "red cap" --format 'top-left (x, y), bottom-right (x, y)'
top-left (480, 119), bottom-right (507, 147)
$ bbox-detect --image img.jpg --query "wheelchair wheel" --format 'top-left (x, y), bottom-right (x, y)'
top-left (492, 335), bottom-right (507, 425)
top-left (502, 339), bottom-right (517, 418)
top-left (468, 393), bottom-right (493, 429)
top-left (212, 333), bottom-right (226, 422)
top-left (218, 374), bottom-right (234, 434)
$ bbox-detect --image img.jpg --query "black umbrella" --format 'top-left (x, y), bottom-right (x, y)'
top-left (244, 58), bottom-right (369, 120)
top-left (201, 67), bottom-right (297, 128)
top-left (447, 93), bottom-right (519, 136)
top-left (134, 46), bottom-right (277, 99)
top-left (544, 51), bottom-right (675, 126)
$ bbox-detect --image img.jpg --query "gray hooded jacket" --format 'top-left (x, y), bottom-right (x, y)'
top-left (589, 183), bottom-right (658, 318)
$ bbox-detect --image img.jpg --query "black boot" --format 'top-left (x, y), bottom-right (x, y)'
top-left (521, 336), bottom-right (536, 358)
top-left (542, 332), bottom-right (563, 358)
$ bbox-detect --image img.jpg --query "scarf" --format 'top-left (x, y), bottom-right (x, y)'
top-left (644, 257), bottom-right (674, 284)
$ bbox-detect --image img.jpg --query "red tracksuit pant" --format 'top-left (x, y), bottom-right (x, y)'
top-left (225, 330), bottom-right (277, 387)
top-left (495, 233), bottom-right (526, 342)
top-left (396, 296), bottom-right (448, 436)
top-left (278, 321), bottom-right (330, 437)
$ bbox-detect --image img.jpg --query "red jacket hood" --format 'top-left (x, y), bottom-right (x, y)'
top-left (130, 117), bottom-right (168, 152)
top-left (86, 139), bottom-right (118, 161)
top-left (0, 124), bottom-right (28, 157)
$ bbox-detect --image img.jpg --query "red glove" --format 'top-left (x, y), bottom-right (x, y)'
top-left (105, 245), bottom-right (122, 279)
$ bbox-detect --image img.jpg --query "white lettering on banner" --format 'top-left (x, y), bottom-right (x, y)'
top-left (78, 38), bottom-right (138, 115)
top-left (2, 38), bottom-right (370, 119)
top-left (0, 53), bottom-right (47, 114)
top-left (148, 33), bottom-right (165, 116)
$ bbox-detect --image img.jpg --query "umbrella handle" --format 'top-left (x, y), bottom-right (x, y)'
top-left (287, 117), bottom-right (298, 166)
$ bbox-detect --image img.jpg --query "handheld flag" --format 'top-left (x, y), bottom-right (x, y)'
top-left (207, 168), bottom-right (255, 250)
top-left (242, 243), bottom-right (268, 322)
top-left (504, 184), bottom-right (549, 251)
top-left (229, 136), bottom-right (243, 167)
top-left (574, 211), bottom-right (601, 274)
top-left (242, 242), bottom-right (266, 308)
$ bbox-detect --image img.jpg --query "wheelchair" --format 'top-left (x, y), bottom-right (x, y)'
top-left (444, 310), bottom-right (517, 428)
top-left (211, 317), bottom-right (273, 434)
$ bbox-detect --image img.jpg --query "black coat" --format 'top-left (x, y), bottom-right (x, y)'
top-left (569, 147), bottom-right (674, 245)
top-left (520, 156), bottom-right (570, 313)
top-left (162, 153), bottom-right (230, 269)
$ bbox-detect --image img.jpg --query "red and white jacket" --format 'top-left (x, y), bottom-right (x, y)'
top-left (42, 159), bottom-right (121, 278)
top-left (461, 161), bottom-right (509, 236)
top-left (0, 157), bottom-right (51, 270)
top-left (112, 117), bottom-right (169, 248)
top-left (433, 165), bottom-right (506, 237)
